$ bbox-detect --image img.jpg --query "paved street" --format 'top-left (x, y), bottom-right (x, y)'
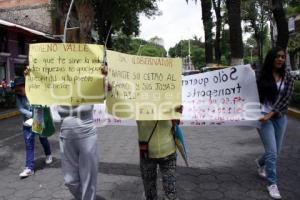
top-left (0, 116), bottom-right (299, 200)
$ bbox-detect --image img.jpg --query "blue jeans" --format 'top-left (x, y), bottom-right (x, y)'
top-left (257, 115), bottom-right (287, 185)
top-left (23, 126), bottom-right (52, 170)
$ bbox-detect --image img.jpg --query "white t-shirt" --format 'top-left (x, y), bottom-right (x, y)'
top-left (262, 80), bottom-right (285, 113)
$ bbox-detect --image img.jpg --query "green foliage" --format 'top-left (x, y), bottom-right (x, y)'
top-left (168, 39), bottom-right (205, 69)
top-left (50, 0), bottom-right (160, 46)
top-left (288, 33), bottom-right (300, 52)
top-left (139, 44), bottom-right (167, 57)
top-left (220, 29), bottom-right (230, 65)
top-left (93, 0), bottom-right (160, 47)
top-left (111, 33), bottom-right (167, 57)
top-left (241, 0), bottom-right (269, 65)
top-left (286, 1), bottom-right (300, 17)
top-left (291, 81), bottom-right (300, 109)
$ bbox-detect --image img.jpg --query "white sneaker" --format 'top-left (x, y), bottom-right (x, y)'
top-left (45, 155), bottom-right (53, 164)
top-left (19, 168), bottom-right (34, 178)
top-left (267, 184), bottom-right (282, 199)
top-left (255, 159), bottom-right (266, 178)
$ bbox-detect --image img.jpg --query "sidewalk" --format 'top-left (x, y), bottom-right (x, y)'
top-left (288, 107), bottom-right (300, 120)
top-left (0, 108), bottom-right (19, 120)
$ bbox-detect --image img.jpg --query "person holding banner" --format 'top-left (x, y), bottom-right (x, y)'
top-left (55, 66), bottom-right (110, 200)
top-left (137, 106), bottom-right (182, 200)
top-left (256, 47), bottom-right (296, 199)
top-left (14, 76), bottom-right (52, 178)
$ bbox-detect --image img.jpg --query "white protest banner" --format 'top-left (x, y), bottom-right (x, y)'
top-left (92, 65), bottom-right (261, 127)
top-left (181, 64), bottom-right (261, 126)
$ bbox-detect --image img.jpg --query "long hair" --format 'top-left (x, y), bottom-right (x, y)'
top-left (258, 46), bottom-right (286, 104)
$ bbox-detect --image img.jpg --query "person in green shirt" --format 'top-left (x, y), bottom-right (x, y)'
top-left (137, 106), bottom-right (182, 200)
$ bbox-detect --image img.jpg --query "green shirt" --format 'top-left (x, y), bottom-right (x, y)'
top-left (137, 120), bottom-right (176, 159)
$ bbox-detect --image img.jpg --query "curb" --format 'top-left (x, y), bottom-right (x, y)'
top-left (0, 110), bottom-right (20, 121)
top-left (288, 107), bottom-right (300, 121)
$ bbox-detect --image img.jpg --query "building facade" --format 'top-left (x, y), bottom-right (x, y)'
top-left (0, 19), bottom-right (55, 81)
top-left (0, 0), bottom-right (52, 33)
top-left (0, 0), bottom-right (59, 81)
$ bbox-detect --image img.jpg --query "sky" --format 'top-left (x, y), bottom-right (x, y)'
top-left (139, 0), bottom-right (204, 50)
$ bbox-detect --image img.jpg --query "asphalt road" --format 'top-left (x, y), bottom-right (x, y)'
top-left (0, 116), bottom-right (299, 200)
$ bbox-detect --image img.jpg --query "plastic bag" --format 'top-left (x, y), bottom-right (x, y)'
top-left (32, 106), bottom-right (55, 137)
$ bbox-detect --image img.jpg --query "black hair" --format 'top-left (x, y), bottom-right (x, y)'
top-left (258, 46), bottom-right (286, 104)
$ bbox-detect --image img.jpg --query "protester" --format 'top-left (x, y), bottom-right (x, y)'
top-left (14, 76), bottom-right (52, 178)
top-left (256, 46), bottom-right (296, 199)
top-left (57, 105), bottom-right (98, 200)
top-left (137, 106), bottom-right (182, 200)
top-left (1, 78), bottom-right (8, 96)
top-left (55, 65), bottom-right (109, 200)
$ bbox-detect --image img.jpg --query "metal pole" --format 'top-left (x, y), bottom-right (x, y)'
top-left (188, 39), bottom-right (191, 70)
top-left (63, 0), bottom-right (75, 43)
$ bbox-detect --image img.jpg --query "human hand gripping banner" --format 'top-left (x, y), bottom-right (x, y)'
top-left (26, 43), bottom-right (105, 105)
top-left (106, 50), bottom-right (182, 120)
top-left (181, 65), bottom-right (262, 126)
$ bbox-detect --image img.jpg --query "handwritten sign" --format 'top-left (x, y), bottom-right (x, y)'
top-left (106, 50), bottom-right (182, 120)
top-left (92, 65), bottom-right (261, 127)
top-left (181, 65), bottom-right (261, 126)
top-left (26, 43), bottom-right (105, 105)
top-left (93, 104), bottom-right (136, 127)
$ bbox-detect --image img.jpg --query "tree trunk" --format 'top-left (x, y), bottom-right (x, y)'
top-left (270, 23), bottom-right (275, 48)
top-left (201, 0), bottom-right (214, 64)
top-left (289, 52), bottom-right (295, 70)
top-left (258, 1), bottom-right (265, 65)
top-left (226, 0), bottom-right (244, 65)
top-left (271, 0), bottom-right (289, 50)
top-left (75, 2), bottom-right (95, 43)
top-left (94, 0), bottom-right (113, 48)
top-left (212, 0), bottom-right (222, 64)
top-left (250, 17), bottom-right (261, 64)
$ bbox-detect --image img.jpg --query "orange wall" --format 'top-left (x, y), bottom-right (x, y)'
top-left (0, 0), bottom-right (49, 9)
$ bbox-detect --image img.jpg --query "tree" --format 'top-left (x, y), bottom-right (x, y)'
top-left (51, 0), bottom-right (160, 46)
top-left (226, 0), bottom-right (244, 65)
top-left (288, 33), bottom-right (300, 69)
top-left (271, 0), bottom-right (289, 49)
top-left (75, 1), bottom-right (95, 43)
top-left (286, 0), bottom-right (300, 17)
top-left (186, 0), bottom-right (214, 64)
top-left (139, 44), bottom-right (167, 57)
top-left (93, 0), bottom-right (160, 48)
top-left (169, 39), bottom-right (205, 69)
top-left (111, 33), bottom-right (167, 57)
top-left (242, 0), bottom-right (269, 65)
top-left (212, 0), bottom-right (223, 64)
